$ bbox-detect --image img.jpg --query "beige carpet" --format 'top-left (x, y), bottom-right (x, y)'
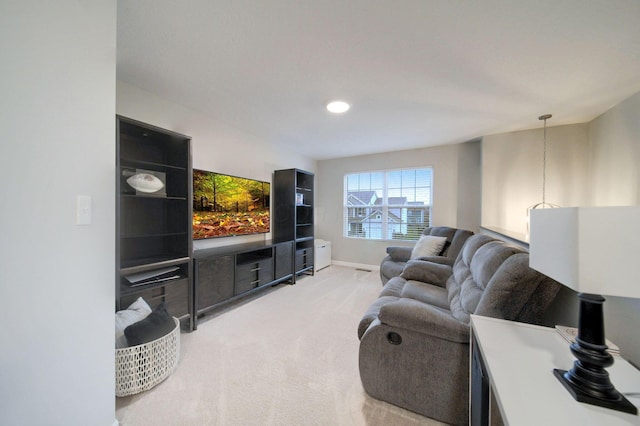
top-left (116, 266), bottom-right (446, 425)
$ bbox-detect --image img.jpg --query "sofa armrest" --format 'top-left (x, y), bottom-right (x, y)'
top-left (386, 246), bottom-right (413, 262)
top-left (379, 298), bottom-right (469, 343)
top-left (400, 260), bottom-right (452, 287)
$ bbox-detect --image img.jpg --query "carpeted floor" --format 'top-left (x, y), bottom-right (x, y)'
top-left (116, 265), bottom-right (446, 425)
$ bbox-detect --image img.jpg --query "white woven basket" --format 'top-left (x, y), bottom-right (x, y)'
top-left (115, 317), bottom-right (180, 397)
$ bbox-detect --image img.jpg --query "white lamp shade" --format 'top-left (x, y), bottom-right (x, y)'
top-left (530, 206), bottom-right (640, 298)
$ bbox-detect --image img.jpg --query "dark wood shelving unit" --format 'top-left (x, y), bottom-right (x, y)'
top-left (116, 116), bottom-right (193, 329)
top-left (273, 168), bottom-right (314, 281)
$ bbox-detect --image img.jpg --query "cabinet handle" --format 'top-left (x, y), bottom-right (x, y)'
top-left (251, 279), bottom-right (260, 285)
top-left (250, 267), bottom-right (261, 272)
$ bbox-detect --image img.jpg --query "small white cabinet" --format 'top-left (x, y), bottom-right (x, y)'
top-left (314, 239), bottom-right (331, 272)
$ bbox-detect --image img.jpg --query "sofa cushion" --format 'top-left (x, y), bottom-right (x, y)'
top-left (475, 253), bottom-right (559, 323)
top-left (401, 259), bottom-right (452, 287)
top-left (380, 276), bottom-right (407, 298)
top-left (410, 235), bottom-right (447, 259)
top-left (400, 280), bottom-right (450, 310)
top-left (447, 235), bottom-right (521, 323)
top-left (470, 242), bottom-right (523, 290)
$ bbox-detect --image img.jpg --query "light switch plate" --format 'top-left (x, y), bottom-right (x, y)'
top-left (76, 195), bottom-right (92, 225)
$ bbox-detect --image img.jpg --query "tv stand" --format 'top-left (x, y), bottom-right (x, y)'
top-left (192, 240), bottom-right (294, 329)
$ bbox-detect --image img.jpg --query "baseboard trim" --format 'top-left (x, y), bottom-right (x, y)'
top-left (331, 260), bottom-right (380, 272)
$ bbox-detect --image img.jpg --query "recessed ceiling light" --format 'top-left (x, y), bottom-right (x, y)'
top-left (326, 101), bottom-right (350, 114)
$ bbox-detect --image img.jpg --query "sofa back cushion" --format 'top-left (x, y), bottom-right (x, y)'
top-left (475, 253), bottom-right (561, 324)
top-left (446, 234), bottom-right (494, 322)
top-left (445, 233), bottom-right (561, 325)
top-left (447, 235), bottom-right (525, 323)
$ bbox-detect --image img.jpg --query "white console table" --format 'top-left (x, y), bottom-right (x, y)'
top-left (470, 315), bottom-right (640, 425)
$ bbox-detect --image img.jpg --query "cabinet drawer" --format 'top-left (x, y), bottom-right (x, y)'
top-left (120, 278), bottom-right (189, 318)
top-left (295, 248), bottom-right (314, 272)
top-left (257, 261), bottom-right (274, 286)
top-left (236, 258), bottom-right (273, 294)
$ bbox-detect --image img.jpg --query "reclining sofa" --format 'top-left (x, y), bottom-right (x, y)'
top-left (359, 233), bottom-right (561, 425)
top-left (379, 226), bottom-right (474, 285)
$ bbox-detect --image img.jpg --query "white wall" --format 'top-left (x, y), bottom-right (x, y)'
top-left (588, 91), bottom-right (640, 367)
top-left (482, 123), bottom-right (590, 237)
top-left (116, 81), bottom-right (316, 250)
top-left (456, 139), bottom-right (482, 232)
top-left (589, 92), bottom-right (640, 206)
top-left (316, 142), bottom-right (481, 268)
top-left (0, 2), bottom-right (116, 425)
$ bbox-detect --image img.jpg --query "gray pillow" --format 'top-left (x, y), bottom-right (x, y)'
top-left (115, 297), bottom-right (152, 349)
top-left (124, 303), bottom-right (176, 346)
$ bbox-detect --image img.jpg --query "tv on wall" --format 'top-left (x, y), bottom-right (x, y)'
top-left (193, 169), bottom-right (270, 239)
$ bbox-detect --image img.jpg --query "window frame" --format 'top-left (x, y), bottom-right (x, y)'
top-left (343, 167), bottom-right (433, 241)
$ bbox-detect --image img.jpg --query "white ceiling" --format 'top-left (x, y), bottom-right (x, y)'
top-left (117, 0), bottom-right (640, 160)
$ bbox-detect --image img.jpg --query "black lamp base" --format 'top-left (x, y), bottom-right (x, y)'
top-left (555, 293), bottom-right (638, 415)
top-left (554, 369), bottom-right (637, 415)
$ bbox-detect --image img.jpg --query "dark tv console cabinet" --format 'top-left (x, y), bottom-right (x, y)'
top-left (192, 240), bottom-right (294, 329)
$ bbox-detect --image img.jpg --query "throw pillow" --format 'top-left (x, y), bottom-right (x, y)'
top-left (124, 302), bottom-right (176, 347)
top-left (115, 297), bottom-right (152, 349)
top-left (410, 235), bottom-right (447, 260)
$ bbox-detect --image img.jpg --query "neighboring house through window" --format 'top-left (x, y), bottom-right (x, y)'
top-left (344, 168), bottom-right (432, 240)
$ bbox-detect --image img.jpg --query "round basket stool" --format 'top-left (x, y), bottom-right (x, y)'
top-left (115, 317), bottom-right (180, 397)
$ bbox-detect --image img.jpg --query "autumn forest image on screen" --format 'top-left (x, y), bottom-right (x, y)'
top-left (193, 170), bottom-right (270, 239)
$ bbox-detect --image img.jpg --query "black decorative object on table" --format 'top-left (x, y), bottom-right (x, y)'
top-left (530, 206), bottom-right (640, 416)
top-left (553, 293), bottom-right (637, 414)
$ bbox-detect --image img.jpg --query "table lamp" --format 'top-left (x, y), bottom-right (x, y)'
top-left (530, 206), bottom-right (640, 415)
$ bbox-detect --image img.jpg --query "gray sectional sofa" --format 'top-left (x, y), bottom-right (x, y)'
top-left (358, 233), bottom-right (561, 425)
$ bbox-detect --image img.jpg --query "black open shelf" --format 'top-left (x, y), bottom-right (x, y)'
top-left (116, 115), bottom-right (193, 329)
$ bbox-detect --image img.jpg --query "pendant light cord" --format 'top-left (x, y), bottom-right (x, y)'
top-left (539, 114), bottom-right (552, 205)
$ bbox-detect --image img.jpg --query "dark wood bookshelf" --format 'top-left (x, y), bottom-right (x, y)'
top-left (116, 115), bottom-right (193, 329)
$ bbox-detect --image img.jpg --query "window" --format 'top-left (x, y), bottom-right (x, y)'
top-left (344, 168), bottom-right (432, 241)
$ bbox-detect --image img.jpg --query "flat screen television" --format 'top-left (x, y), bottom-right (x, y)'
top-left (193, 169), bottom-right (270, 239)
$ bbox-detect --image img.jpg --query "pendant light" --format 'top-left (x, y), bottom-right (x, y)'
top-left (526, 114), bottom-right (559, 236)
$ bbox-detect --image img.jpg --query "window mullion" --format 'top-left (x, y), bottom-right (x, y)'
top-left (382, 172), bottom-right (388, 240)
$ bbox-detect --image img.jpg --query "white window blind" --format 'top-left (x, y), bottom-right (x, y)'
top-left (343, 168), bottom-right (432, 241)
